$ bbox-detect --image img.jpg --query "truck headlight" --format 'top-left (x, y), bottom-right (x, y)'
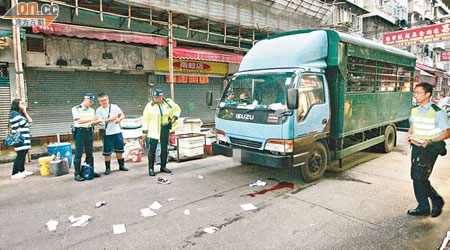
top-left (264, 139), bottom-right (293, 153)
top-left (216, 129), bottom-right (227, 143)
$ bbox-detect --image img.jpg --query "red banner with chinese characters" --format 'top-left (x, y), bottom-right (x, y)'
top-left (441, 51), bottom-right (450, 61)
top-left (165, 75), bottom-right (209, 84)
top-left (383, 23), bottom-right (450, 47)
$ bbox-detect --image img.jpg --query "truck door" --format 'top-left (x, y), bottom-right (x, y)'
top-left (294, 74), bottom-right (330, 147)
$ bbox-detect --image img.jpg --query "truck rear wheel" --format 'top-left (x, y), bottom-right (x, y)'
top-left (380, 125), bottom-right (396, 153)
top-left (301, 142), bottom-right (327, 183)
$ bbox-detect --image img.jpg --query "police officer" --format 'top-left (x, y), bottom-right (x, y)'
top-left (406, 82), bottom-right (450, 217)
top-left (72, 93), bottom-right (101, 181)
top-left (142, 89), bottom-right (181, 176)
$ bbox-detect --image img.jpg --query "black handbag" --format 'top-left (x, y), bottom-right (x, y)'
top-left (99, 104), bottom-right (111, 138)
top-left (4, 122), bottom-right (24, 147)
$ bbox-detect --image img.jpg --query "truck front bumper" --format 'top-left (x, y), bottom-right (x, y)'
top-left (212, 142), bottom-right (292, 168)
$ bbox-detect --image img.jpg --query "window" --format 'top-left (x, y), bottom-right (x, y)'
top-left (346, 56), bottom-right (414, 92)
top-left (298, 75), bottom-right (325, 121)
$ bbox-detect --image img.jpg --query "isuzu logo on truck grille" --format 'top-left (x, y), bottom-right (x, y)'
top-left (235, 114), bottom-right (254, 120)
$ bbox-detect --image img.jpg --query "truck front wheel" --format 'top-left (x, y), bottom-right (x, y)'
top-left (301, 142), bottom-right (327, 183)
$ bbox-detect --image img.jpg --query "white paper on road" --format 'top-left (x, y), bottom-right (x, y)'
top-left (168, 198), bottom-right (175, 202)
top-left (240, 203), bottom-right (257, 211)
top-left (150, 201), bottom-right (162, 210)
top-left (113, 224), bottom-right (126, 235)
top-left (141, 208), bottom-right (157, 217)
top-left (184, 209), bottom-right (191, 215)
top-left (198, 175), bottom-right (204, 180)
top-left (204, 226), bottom-right (218, 234)
top-left (439, 231), bottom-right (450, 250)
top-left (46, 220), bottom-right (59, 232)
top-left (70, 215), bottom-right (91, 227)
top-left (95, 201), bottom-right (106, 208)
top-left (249, 180), bottom-right (266, 187)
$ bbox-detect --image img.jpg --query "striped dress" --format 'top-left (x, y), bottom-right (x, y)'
top-left (9, 111), bottom-right (31, 151)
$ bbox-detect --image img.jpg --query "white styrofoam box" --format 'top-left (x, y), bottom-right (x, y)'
top-left (176, 117), bottom-right (202, 134)
top-left (121, 116), bottom-right (143, 129)
top-left (179, 146), bottom-right (204, 157)
top-left (178, 137), bottom-right (204, 149)
top-left (121, 129), bottom-right (143, 139)
top-left (206, 137), bottom-right (216, 145)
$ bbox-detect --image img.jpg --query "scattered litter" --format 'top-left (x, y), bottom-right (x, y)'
top-left (249, 180), bottom-right (267, 187)
top-left (140, 208), bottom-right (157, 217)
top-left (157, 177), bottom-right (171, 184)
top-left (46, 220), bottom-right (59, 232)
top-left (240, 203), bottom-right (257, 211)
top-left (150, 201), bottom-right (162, 210)
top-left (113, 224), bottom-right (126, 235)
top-left (167, 198), bottom-right (175, 202)
top-left (184, 209), bottom-right (191, 215)
top-left (198, 175), bottom-right (204, 180)
top-left (439, 231), bottom-right (450, 250)
top-left (204, 226), bottom-right (218, 234)
top-left (95, 201), bottom-right (106, 208)
top-left (70, 215), bottom-right (91, 227)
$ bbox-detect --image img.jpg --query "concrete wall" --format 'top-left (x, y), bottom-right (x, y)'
top-left (26, 36), bottom-right (156, 72)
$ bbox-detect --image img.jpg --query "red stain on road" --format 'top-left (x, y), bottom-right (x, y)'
top-left (247, 182), bottom-right (294, 197)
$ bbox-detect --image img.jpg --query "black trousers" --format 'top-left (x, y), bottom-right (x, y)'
top-left (12, 150), bottom-right (28, 175)
top-left (147, 124), bottom-right (170, 170)
top-left (411, 142), bottom-right (446, 210)
top-left (73, 127), bottom-right (94, 175)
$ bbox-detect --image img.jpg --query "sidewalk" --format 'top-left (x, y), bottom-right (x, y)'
top-left (0, 140), bottom-right (104, 164)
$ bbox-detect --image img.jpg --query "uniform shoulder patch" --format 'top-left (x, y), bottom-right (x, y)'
top-left (431, 104), bottom-right (441, 112)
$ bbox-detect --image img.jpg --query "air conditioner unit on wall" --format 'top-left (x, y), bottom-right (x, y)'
top-left (25, 36), bottom-right (46, 66)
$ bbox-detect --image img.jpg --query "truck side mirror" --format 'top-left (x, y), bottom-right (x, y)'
top-left (206, 90), bottom-right (213, 106)
top-left (287, 88), bottom-right (298, 109)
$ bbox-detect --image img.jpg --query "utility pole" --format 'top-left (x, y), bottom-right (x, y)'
top-left (168, 11), bottom-right (175, 100)
top-left (11, 0), bottom-right (25, 100)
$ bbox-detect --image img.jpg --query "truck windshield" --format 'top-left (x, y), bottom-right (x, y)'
top-left (219, 72), bottom-right (295, 110)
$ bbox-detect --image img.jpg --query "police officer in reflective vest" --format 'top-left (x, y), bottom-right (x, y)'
top-left (406, 82), bottom-right (450, 217)
top-left (72, 93), bottom-right (101, 181)
top-left (142, 89), bottom-right (181, 176)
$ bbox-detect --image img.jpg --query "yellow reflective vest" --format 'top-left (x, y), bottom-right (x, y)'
top-left (72, 104), bottom-right (95, 128)
top-left (142, 98), bottom-right (181, 139)
top-left (411, 104), bottom-right (442, 140)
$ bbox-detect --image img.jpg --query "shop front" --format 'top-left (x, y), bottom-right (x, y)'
top-left (153, 57), bottom-right (235, 122)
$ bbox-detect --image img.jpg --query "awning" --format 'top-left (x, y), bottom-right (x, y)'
top-left (32, 24), bottom-right (169, 46)
top-left (416, 63), bottom-right (437, 72)
top-left (173, 47), bottom-right (244, 64)
top-left (0, 29), bottom-right (25, 40)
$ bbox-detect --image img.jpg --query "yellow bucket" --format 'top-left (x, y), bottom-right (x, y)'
top-left (38, 156), bottom-right (54, 176)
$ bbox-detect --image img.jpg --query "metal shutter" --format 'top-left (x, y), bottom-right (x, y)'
top-left (0, 77), bottom-right (11, 139)
top-left (25, 70), bottom-right (149, 137)
top-left (152, 75), bottom-right (223, 122)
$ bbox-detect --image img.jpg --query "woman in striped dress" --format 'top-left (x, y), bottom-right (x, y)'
top-left (9, 99), bottom-right (33, 179)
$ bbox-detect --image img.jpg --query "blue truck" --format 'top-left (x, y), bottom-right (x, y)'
top-left (207, 29), bottom-right (416, 182)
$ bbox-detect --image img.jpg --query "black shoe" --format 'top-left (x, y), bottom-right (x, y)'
top-left (160, 167), bottom-right (171, 173)
top-left (407, 208), bottom-right (430, 216)
top-left (149, 168), bottom-right (155, 176)
top-left (92, 171), bottom-right (101, 178)
top-left (432, 198), bottom-right (445, 218)
top-left (119, 166), bottom-right (128, 171)
top-left (105, 167), bottom-right (111, 175)
top-left (74, 174), bottom-right (84, 182)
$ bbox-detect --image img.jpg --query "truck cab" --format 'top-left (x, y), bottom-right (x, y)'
top-left (208, 29), bottom-right (415, 182)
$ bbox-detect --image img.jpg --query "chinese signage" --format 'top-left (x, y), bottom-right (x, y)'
top-left (165, 75), bottom-right (210, 84)
top-left (156, 58), bottom-right (228, 76)
top-left (441, 51), bottom-right (450, 61)
top-left (383, 23), bottom-right (450, 47)
top-left (2, 2), bottom-right (59, 27)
